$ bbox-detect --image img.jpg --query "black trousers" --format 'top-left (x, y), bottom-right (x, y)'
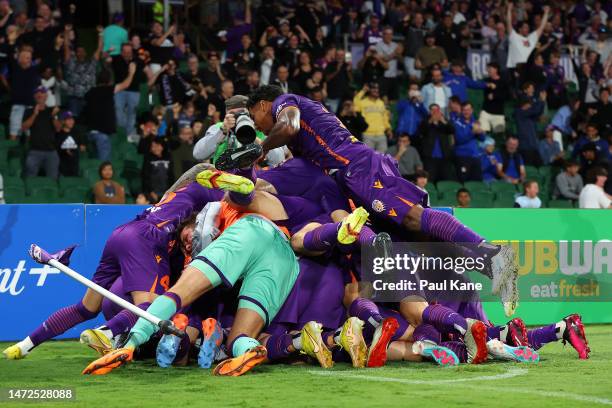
top-left (423, 157), bottom-right (457, 183)
top-left (455, 156), bottom-right (483, 182)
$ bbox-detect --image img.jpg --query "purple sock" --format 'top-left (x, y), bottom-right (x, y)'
top-left (105, 302), bottom-right (151, 336)
top-left (348, 298), bottom-right (383, 342)
top-left (303, 222), bottom-right (340, 252)
top-left (266, 333), bottom-right (294, 361)
top-left (163, 292), bottom-right (182, 310)
top-left (422, 304), bottom-right (467, 336)
top-left (421, 208), bottom-right (484, 244)
top-left (487, 325), bottom-right (503, 341)
top-left (229, 190), bottom-right (255, 206)
top-left (29, 301), bottom-right (98, 347)
top-left (527, 324), bottom-right (559, 350)
top-left (413, 324), bottom-right (441, 343)
top-left (441, 341), bottom-right (467, 363)
top-left (340, 225), bottom-right (378, 253)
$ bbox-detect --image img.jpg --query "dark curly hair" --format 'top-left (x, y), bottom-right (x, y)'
top-left (247, 85), bottom-right (284, 109)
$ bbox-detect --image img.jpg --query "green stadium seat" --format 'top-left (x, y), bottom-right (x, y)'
top-left (524, 165), bottom-right (539, 180)
top-left (471, 191), bottom-right (495, 208)
top-left (440, 190), bottom-right (458, 201)
top-left (80, 158), bottom-right (103, 173)
top-left (463, 181), bottom-right (489, 193)
top-left (8, 158), bottom-right (22, 176)
top-left (492, 199), bottom-right (511, 208)
top-left (490, 182), bottom-right (518, 194)
top-left (4, 186), bottom-right (26, 203)
top-left (436, 180), bottom-right (462, 194)
top-left (24, 177), bottom-right (58, 195)
top-left (495, 191), bottom-right (518, 207)
top-left (548, 199), bottom-right (574, 209)
top-left (25, 187), bottom-right (60, 203)
top-left (59, 177), bottom-right (89, 194)
top-left (4, 176), bottom-right (24, 189)
top-left (424, 183), bottom-right (438, 198)
top-left (0, 148), bottom-right (7, 172)
top-left (61, 186), bottom-right (91, 203)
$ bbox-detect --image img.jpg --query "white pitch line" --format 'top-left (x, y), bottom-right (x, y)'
top-left (309, 369), bottom-right (612, 406)
top-left (308, 367), bottom-right (528, 384)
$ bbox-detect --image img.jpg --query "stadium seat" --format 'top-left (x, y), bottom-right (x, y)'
top-left (4, 176), bottom-right (24, 189)
top-left (470, 191), bottom-right (495, 208)
top-left (463, 181), bottom-right (489, 193)
top-left (80, 158), bottom-right (103, 174)
top-left (494, 191), bottom-right (517, 207)
top-left (7, 158), bottom-right (22, 176)
top-left (4, 186), bottom-right (26, 203)
top-left (525, 165), bottom-right (539, 181)
top-left (59, 177), bottom-right (89, 195)
top-left (424, 183), bottom-right (438, 199)
top-left (61, 186), bottom-right (91, 203)
top-left (436, 180), bottom-right (462, 194)
top-left (490, 182), bottom-right (518, 194)
top-left (25, 187), bottom-right (60, 203)
top-left (548, 199), bottom-right (574, 209)
top-left (24, 177), bottom-right (58, 195)
top-left (492, 199), bottom-right (511, 208)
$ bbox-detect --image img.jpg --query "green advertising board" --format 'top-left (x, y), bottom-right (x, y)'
top-left (455, 208), bottom-right (612, 325)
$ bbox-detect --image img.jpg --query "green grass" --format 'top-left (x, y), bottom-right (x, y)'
top-left (2, 326), bottom-right (612, 407)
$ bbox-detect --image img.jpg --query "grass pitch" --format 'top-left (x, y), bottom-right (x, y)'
top-left (1, 325), bottom-right (612, 408)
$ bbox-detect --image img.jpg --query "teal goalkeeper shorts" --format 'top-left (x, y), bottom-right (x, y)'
top-left (190, 215), bottom-right (300, 325)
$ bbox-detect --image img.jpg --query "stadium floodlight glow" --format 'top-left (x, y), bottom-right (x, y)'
top-left (28, 244), bottom-right (185, 338)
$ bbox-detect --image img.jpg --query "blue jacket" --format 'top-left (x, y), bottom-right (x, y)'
top-left (396, 99), bottom-right (428, 137)
top-left (572, 136), bottom-right (611, 160)
top-left (451, 112), bottom-right (484, 158)
top-left (480, 151), bottom-right (499, 182)
top-left (443, 71), bottom-right (486, 102)
top-left (513, 101), bottom-right (544, 151)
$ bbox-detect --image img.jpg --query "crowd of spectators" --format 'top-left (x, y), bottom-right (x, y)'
top-left (0, 0), bottom-right (611, 209)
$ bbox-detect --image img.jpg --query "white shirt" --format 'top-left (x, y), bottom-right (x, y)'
top-left (433, 86), bottom-right (447, 109)
top-left (515, 195), bottom-right (542, 208)
top-left (260, 58), bottom-right (273, 85)
top-left (507, 30), bottom-right (539, 68)
top-left (375, 41), bottom-right (399, 78)
top-left (579, 184), bottom-right (612, 209)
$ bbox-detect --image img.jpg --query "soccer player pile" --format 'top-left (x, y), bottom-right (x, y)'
top-left (3, 87), bottom-right (590, 376)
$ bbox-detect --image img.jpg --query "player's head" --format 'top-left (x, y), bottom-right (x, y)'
top-left (247, 85), bottom-right (284, 133)
top-left (178, 213), bottom-right (197, 256)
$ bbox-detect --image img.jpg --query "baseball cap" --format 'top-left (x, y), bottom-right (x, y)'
top-left (59, 110), bottom-right (74, 120)
top-left (225, 95), bottom-right (249, 110)
top-left (481, 136), bottom-right (495, 148)
top-left (33, 85), bottom-right (47, 95)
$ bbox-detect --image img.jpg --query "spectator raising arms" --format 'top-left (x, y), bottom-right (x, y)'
top-left (353, 83), bottom-right (391, 153)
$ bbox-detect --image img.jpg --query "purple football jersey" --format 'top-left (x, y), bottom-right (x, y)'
top-left (271, 93), bottom-right (371, 170)
top-left (139, 182), bottom-right (224, 235)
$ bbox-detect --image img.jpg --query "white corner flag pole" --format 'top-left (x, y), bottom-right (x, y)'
top-left (44, 257), bottom-right (184, 337)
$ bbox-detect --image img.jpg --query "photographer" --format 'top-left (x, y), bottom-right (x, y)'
top-left (193, 95), bottom-right (284, 166)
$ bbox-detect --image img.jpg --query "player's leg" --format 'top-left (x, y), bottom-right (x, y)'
top-left (3, 246), bottom-right (105, 359)
top-left (527, 314), bottom-right (590, 359)
top-left (196, 168), bottom-right (256, 206)
top-left (399, 300), bottom-right (488, 364)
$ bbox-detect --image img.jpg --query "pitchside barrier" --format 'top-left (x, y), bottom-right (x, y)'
top-left (0, 205), bottom-right (610, 341)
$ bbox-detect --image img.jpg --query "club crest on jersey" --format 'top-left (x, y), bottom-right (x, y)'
top-left (275, 102), bottom-right (287, 119)
top-left (372, 199), bottom-right (385, 213)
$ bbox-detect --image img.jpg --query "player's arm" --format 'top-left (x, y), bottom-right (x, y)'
top-left (261, 106), bottom-right (300, 154)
